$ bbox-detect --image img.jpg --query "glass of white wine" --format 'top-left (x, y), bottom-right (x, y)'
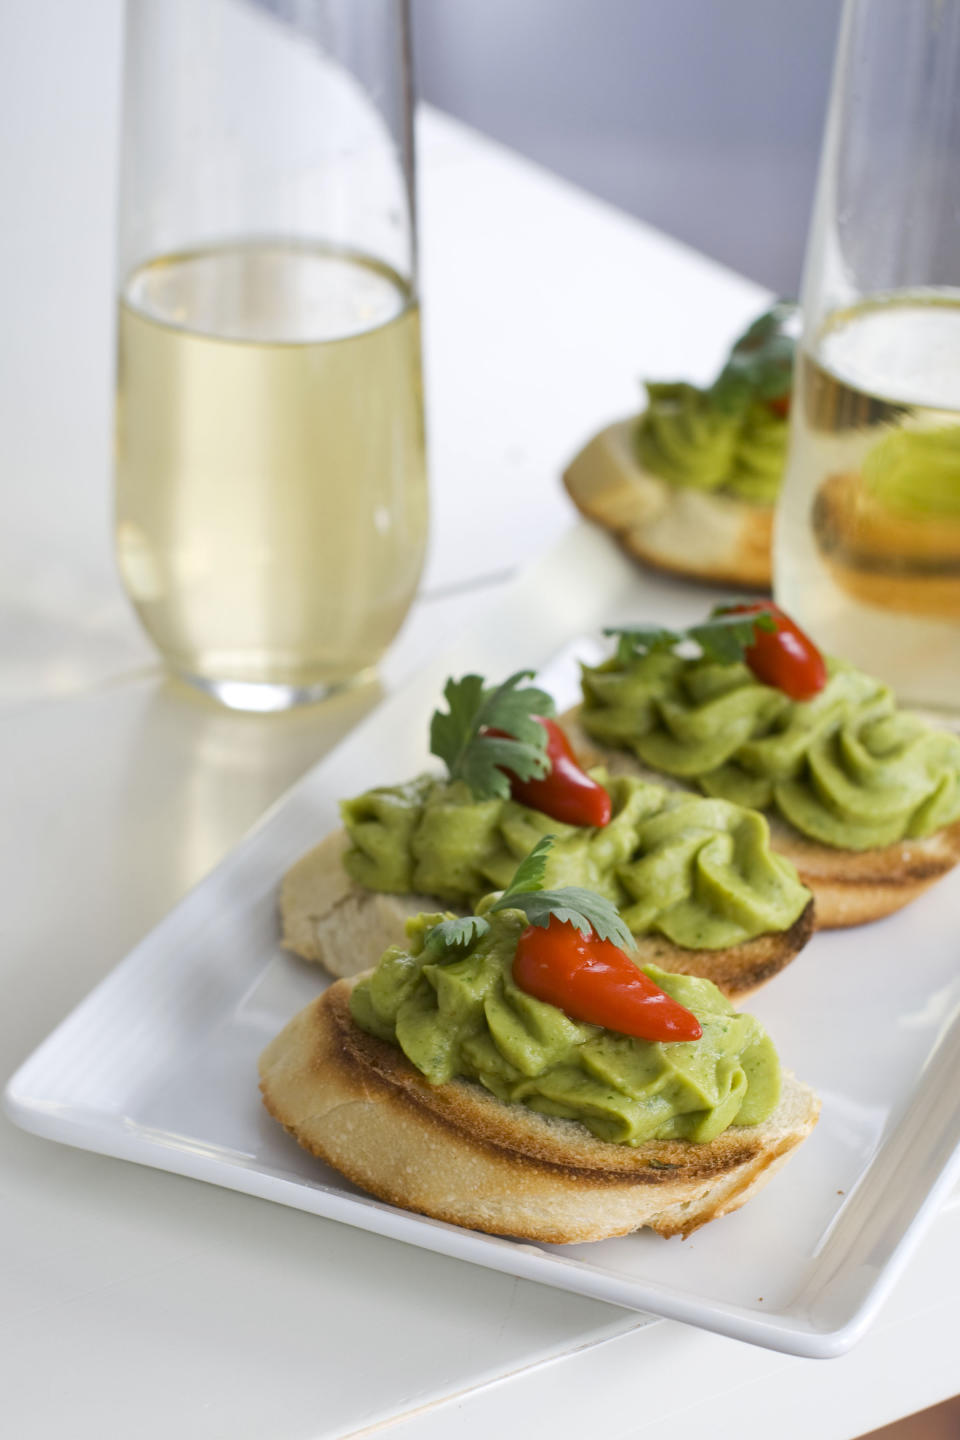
top-left (775, 0), bottom-right (960, 713)
top-left (115, 0), bottom-right (427, 710)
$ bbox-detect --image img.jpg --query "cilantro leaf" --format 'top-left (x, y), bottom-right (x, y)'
top-left (493, 885), bottom-right (635, 951)
top-left (458, 733), bottom-right (546, 802)
top-left (604, 606), bottom-right (777, 668)
top-left (426, 914), bottom-right (491, 950)
top-left (429, 671), bottom-right (556, 801)
top-left (493, 833), bottom-right (553, 903)
top-left (709, 301), bottom-right (799, 415)
top-left (480, 671), bottom-right (556, 747)
top-left (423, 837), bottom-right (636, 960)
top-left (688, 610), bottom-right (776, 662)
top-left (489, 837), bottom-right (636, 952)
top-left (604, 623), bottom-right (684, 667)
top-left (429, 673), bottom-right (486, 778)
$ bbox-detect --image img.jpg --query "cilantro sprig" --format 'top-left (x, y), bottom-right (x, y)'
top-left (708, 301), bottom-right (798, 415)
top-left (604, 604), bottom-right (777, 668)
top-left (426, 914), bottom-right (491, 951)
top-left (426, 836), bottom-right (635, 954)
top-left (429, 671), bottom-right (556, 801)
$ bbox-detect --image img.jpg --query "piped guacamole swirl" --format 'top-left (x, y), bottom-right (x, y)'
top-left (580, 652), bottom-right (960, 851)
top-left (636, 383), bottom-right (787, 504)
top-left (862, 424), bottom-right (960, 518)
top-left (341, 771), bottom-right (809, 950)
top-left (350, 908), bottom-right (781, 1146)
top-left (634, 303), bottom-right (796, 504)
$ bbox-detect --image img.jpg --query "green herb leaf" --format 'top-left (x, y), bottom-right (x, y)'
top-left (493, 833), bottom-right (553, 903)
top-left (426, 914), bottom-right (491, 950)
top-left (429, 671), bottom-right (556, 800)
top-left (490, 837), bottom-right (636, 952)
top-left (480, 671), bottom-right (556, 747)
top-left (494, 886), bottom-right (636, 951)
top-left (604, 623), bottom-right (685, 667)
top-left (604, 606), bottom-right (777, 668)
top-left (424, 837), bottom-right (637, 959)
top-left (708, 301), bottom-right (799, 415)
top-left (429, 673), bottom-right (486, 777)
top-left (690, 609), bottom-right (777, 662)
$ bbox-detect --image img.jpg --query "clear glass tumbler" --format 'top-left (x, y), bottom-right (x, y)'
top-left (114, 0), bottom-right (427, 710)
top-left (775, 0), bottom-right (960, 712)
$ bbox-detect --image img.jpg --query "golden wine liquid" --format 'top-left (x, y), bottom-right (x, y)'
top-left (775, 293), bottom-right (960, 711)
top-left (115, 244), bottom-right (428, 704)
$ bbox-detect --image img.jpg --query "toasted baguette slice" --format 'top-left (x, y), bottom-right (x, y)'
top-left (280, 829), bottom-right (439, 976)
top-left (813, 471), bottom-right (960, 619)
top-left (259, 977), bottom-right (820, 1243)
top-left (561, 706), bottom-right (960, 929)
top-left (563, 418), bottom-right (773, 590)
top-left (279, 825), bottom-right (814, 998)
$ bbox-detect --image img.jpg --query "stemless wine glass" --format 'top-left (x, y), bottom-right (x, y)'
top-left (775, 0), bottom-right (960, 712)
top-left (114, 0), bottom-right (427, 710)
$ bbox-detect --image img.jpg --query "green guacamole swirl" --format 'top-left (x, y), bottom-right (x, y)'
top-left (580, 653), bottom-right (960, 851)
top-left (341, 772), bottom-right (809, 950)
top-left (350, 908), bottom-right (781, 1146)
top-left (862, 424), bottom-right (960, 518)
top-left (635, 383), bottom-right (787, 504)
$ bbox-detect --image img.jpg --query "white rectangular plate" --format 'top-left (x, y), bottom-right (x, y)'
top-left (7, 524), bottom-right (960, 1359)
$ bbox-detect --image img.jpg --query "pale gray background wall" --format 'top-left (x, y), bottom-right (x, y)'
top-left (411, 0), bottom-right (845, 294)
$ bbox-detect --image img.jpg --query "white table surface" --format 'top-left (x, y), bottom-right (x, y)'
top-left (3, 5), bottom-right (959, 1436)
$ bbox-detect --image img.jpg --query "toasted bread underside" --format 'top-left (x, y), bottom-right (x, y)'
top-left (561, 706), bottom-right (960, 929)
top-left (259, 978), bottom-right (820, 1243)
top-left (279, 825), bottom-right (813, 998)
top-left (563, 418), bottom-right (773, 590)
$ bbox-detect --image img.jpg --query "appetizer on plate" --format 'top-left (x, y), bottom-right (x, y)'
top-left (281, 672), bottom-right (814, 1000)
top-left (262, 841), bottom-right (820, 1242)
top-left (563, 303), bottom-right (798, 590)
top-left (813, 424), bottom-right (960, 618)
top-left (565, 605), bottom-right (960, 927)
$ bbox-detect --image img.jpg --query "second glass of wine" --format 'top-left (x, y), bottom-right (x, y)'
top-left (114, 0), bottom-right (427, 710)
top-left (775, 0), bottom-right (960, 712)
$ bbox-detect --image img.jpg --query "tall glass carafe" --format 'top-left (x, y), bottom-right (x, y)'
top-left (775, 0), bottom-right (960, 712)
top-left (115, 0), bottom-right (427, 710)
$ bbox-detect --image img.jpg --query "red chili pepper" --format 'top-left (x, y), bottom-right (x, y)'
top-left (513, 916), bottom-right (702, 1043)
top-left (727, 602), bottom-right (827, 702)
top-left (489, 717), bottom-right (612, 828)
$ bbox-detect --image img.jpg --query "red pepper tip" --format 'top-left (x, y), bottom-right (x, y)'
top-left (513, 917), bottom-right (703, 1045)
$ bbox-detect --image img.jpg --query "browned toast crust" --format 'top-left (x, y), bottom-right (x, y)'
top-left (632, 899), bottom-right (815, 999)
top-left (767, 814), bottom-right (960, 928)
top-left (258, 978), bottom-right (819, 1242)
